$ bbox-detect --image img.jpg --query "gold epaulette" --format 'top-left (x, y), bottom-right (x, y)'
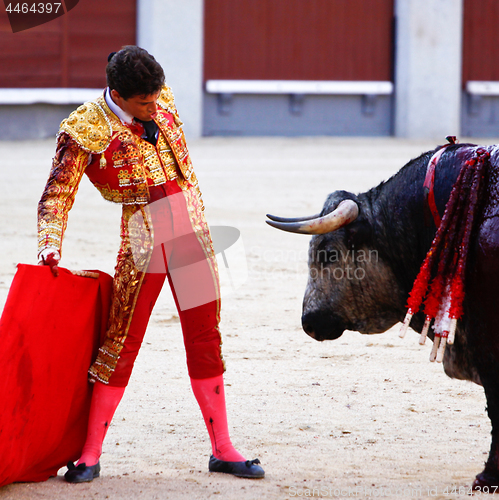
top-left (59, 101), bottom-right (112, 154)
top-left (157, 85), bottom-right (175, 112)
top-left (157, 85), bottom-right (183, 128)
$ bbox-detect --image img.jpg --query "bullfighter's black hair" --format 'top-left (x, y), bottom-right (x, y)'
top-left (106, 46), bottom-right (165, 100)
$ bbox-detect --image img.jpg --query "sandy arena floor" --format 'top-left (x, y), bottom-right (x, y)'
top-left (0, 136), bottom-right (497, 499)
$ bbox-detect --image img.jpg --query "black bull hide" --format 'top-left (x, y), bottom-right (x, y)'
top-left (268, 143), bottom-right (499, 489)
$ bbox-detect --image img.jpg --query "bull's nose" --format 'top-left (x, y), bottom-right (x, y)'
top-left (302, 319), bottom-right (321, 340)
top-left (301, 311), bottom-right (346, 341)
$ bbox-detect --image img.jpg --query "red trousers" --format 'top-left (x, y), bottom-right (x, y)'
top-left (90, 180), bottom-right (225, 387)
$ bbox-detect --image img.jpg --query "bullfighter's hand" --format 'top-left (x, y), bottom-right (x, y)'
top-left (38, 247), bottom-right (61, 277)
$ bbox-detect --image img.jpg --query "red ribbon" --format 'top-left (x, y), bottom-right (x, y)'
top-left (423, 137), bottom-right (457, 228)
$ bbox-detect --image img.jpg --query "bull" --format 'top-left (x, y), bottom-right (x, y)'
top-left (266, 142), bottom-right (499, 490)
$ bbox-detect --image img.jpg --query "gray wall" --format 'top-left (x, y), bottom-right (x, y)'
top-left (394, 0), bottom-right (463, 139)
top-left (461, 93), bottom-right (499, 137)
top-left (0, 104), bottom-right (76, 141)
top-left (203, 94), bottom-right (393, 137)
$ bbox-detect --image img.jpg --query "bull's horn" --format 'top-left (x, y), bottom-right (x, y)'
top-left (265, 199), bottom-right (359, 235)
top-left (266, 213), bottom-right (321, 223)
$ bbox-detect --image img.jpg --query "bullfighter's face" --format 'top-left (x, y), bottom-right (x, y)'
top-left (111, 89), bottom-right (161, 122)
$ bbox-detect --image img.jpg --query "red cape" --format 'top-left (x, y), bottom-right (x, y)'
top-left (0, 264), bottom-right (112, 487)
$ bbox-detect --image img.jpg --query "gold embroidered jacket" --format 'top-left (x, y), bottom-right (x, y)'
top-left (38, 86), bottom-right (201, 254)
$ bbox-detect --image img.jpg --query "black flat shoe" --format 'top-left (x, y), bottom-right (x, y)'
top-left (64, 461), bottom-right (101, 483)
top-left (208, 455), bottom-right (265, 478)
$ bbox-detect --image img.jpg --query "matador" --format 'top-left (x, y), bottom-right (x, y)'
top-left (37, 46), bottom-right (264, 482)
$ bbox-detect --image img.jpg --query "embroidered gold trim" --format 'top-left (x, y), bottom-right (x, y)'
top-left (139, 133), bottom-right (178, 185)
top-left (88, 204), bottom-right (154, 384)
top-left (59, 100), bottom-right (112, 154)
top-left (157, 86), bottom-right (176, 113)
top-left (38, 135), bottom-right (89, 253)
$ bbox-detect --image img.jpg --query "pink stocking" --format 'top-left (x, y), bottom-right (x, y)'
top-left (77, 382), bottom-right (125, 467)
top-left (190, 375), bottom-right (245, 462)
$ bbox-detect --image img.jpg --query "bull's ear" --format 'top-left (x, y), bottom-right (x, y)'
top-left (344, 217), bottom-right (372, 248)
